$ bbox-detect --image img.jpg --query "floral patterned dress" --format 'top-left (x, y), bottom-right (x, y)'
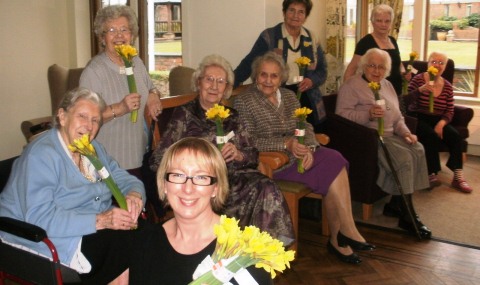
top-left (149, 99), bottom-right (294, 245)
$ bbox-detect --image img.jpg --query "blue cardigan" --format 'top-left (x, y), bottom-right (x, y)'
top-left (0, 129), bottom-right (145, 264)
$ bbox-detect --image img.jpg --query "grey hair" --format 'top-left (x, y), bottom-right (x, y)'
top-left (250, 51), bottom-right (290, 84)
top-left (370, 4), bottom-right (394, 22)
top-left (94, 5), bottom-right (139, 47)
top-left (428, 51), bottom-right (448, 62)
top-left (191, 54), bottom-right (235, 99)
top-left (54, 88), bottom-right (106, 127)
top-left (358, 48), bottom-right (392, 78)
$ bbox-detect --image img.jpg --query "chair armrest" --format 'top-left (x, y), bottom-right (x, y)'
top-left (404, 115), bottom-right (417, 134)
top-left (315, 133), bottom-right (330, 145)
top-left (452, 105), bottom-right (474, 128)
top-left (0, 217), bottom-right (46, 243)
top-left (258, 152), bottom-right (289, 178)
top-left (21, 116), bottom-right (52, 143)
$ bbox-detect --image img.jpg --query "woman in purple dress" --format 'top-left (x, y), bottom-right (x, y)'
top-left (149, 55), bottom-right (294, 245)
top-left (234, 51), bottom-right (374, 264)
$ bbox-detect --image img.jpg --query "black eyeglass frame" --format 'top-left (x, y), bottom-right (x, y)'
top-left (164, 172), bottom-right (218, 186)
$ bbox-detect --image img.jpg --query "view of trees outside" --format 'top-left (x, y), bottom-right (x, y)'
top-left (345, 0), bottom-right (479, 95)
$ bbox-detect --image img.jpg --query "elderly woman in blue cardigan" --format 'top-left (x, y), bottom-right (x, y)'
top-left (234, 0), bottom-right (327, 133)
top-left (0, 88), bottom-right (145, 284)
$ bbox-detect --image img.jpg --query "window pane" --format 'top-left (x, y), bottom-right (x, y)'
top-left (428, 1), bottom-right (479, 95)
top-left (344, 0), bottom-right (357, 65)
top-left (148, 1), bottom-right (183, 97)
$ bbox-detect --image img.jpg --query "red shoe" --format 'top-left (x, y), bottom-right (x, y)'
top-left (451, 179), bottom-right (473, 193)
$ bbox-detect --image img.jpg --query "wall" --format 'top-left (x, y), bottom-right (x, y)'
top-left (182, 0), bottom-right (325, 70)
top-left (0, 0), bottom-right (90, 160)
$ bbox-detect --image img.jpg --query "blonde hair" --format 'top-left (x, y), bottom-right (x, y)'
top-left (370, 4), bottom-right (394, 22)
top-left (156, 137), bottom-right (229, 212)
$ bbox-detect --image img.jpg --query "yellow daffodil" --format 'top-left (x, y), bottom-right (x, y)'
top-left (427, 66), bottom-right (439, 112)
top-left (409, 51), bottom-right (418, 62)
top-left (205, 104), bottom-right (230, 150)
top-left (115, 44), bottom-right (139, 123)
top-left (303, 41), bottom-right (311, 47)
top-left (294, 57), bottom-right (311, 101)
top-left (190, 215), bottom-right (295, 284)
top-left (68, 134), bottom-right (128, 210)
top-left (368, 81), bottom-right (384, 136)
top-left (293, 107), bottom-right (312, 173)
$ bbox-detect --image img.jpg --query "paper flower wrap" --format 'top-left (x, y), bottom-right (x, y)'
top-left (68, 134), bottom-right (128, 210)
top-left (368, 82), bottom-right (384, 136)
top-left (427, 66), bottom-right (439, 113)
top-left (189, 215), bottom-right (295, 285)
top-left (293, 107), bottom-right (313, 174)
top-left (294, 56), bottom-right (311, 101)
top-left (206, 104), bottom-right (231, 151)
top-left (402, 51), bottom-right (418, 95)
top-left (115, 44), bottom-right (139, 123)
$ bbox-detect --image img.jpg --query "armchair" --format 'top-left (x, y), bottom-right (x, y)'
top-left (322, 94), bottom-right (389, 220)
top-left (21, 64), bottom-right (84, 142)
top-left (402, 59), bottom-right (474, 158)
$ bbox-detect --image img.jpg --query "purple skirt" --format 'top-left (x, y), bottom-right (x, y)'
top-left (273, 147), bottom-right (349, 196)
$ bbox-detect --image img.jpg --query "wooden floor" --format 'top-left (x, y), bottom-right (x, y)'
top-left (274, 219), bottom-right (480, 285)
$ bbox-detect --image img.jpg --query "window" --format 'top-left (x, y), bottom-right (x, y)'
top-left (345, 0), bottom-right (480, 98)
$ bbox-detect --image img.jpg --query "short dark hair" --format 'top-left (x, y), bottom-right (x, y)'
top-left (282, 0), bottom-right (313, 17)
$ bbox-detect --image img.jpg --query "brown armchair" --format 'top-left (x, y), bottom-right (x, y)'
top-left (21, 64), bottom-right (84, 142)
top-left (402, 59), bottom-right (474, 158)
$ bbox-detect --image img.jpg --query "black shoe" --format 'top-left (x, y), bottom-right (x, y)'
top-left (383, 202), bottom-right (403, 218)
top-left (337, 232), bottom-right (376, 251)
top-left (398, 216), bottom-right (432, 239)
top-left (327, 241), bottom-right (362, 264)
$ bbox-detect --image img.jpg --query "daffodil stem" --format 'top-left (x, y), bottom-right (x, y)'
top-left (122, 60), bottom-right (138, 123)
top-left (85, 155), bottom-right (128, 210)
top-left (188, 256), bottom-right (256, 285)
top-left (296, 121), bottom-right (305, 174)
top-left (215, 120), bottom-right (225, 151)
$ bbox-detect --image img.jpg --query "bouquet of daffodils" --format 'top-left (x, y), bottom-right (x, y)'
top-left (402, 51), bottom-right (418, 95)
top-left (190, 215), bottom-right (295, 285)
top-left (427, 66), bottom-right (439, 113)
top-left (206, 104), bottom-right (231, 151)
top-left (294, 56), bottom-right (311, 100)
top-left (68, 134), bottom-right (127, 210)
top-left (293, 107), bottom-right (313, 174)
top-left (115, 44), bottom-right (139, 123)
top-left (368, 82), bottom-right (384, 136)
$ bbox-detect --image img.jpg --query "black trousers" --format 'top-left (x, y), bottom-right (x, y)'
top-left (414, 112), bottom-right (462, 174)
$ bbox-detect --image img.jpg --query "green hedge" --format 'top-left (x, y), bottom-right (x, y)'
top-left (430, 19), bottom-right (469, 31)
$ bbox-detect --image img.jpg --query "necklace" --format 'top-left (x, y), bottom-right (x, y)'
top-left (106, 52), bottom-right (126, 74)
top-left (79, 155), bottom-right (99, 183)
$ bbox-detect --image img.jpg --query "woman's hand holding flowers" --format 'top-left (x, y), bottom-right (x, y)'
top-left (221, 142), bottom-right (243, 163)
top-left (287, 138), bottom-right (314, 170)
top-left (369, 105), bottom-right (384, 120)
top-left (298, 77), bottom-right (313, 92)
top-left (126, 191), bottom-right (144, 220)
top-left (95, 207), bottom-right (137, 231)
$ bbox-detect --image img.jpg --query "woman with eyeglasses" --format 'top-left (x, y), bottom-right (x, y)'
top-left (234, 0), bottom-right (328, 133)
top-left (337, 48), bottom-right (432, 239)
top-left (407, 52), bottom-right (473, 193)
top-left (343, 4), bottom-right (410, 113)
top-left (131, 137), bottom-right (272, 284)
top-left (80, 5), bottom-right (163, 178)
top-left (149, 54), bottom-right (295, 246)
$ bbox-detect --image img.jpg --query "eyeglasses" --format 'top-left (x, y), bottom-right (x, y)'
top-left (366, 64), bottom-right (387, 71)
top-left (104, 27), bottom-right (131, 36)
top-left (430, 60), bottom-right (445, 66)
top-left (165, 172), bottom-right (217, 186)
top-left (202, 75), bottom-right (228, 86)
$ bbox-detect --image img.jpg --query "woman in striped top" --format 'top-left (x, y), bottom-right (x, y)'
top-left (407, 52), bottom-right (473, 193)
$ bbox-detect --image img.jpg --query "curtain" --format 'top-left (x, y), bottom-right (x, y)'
top-left (369, 0), bottom-right (404, 39)
top-left (324, 0), bottom-right (346, 95)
